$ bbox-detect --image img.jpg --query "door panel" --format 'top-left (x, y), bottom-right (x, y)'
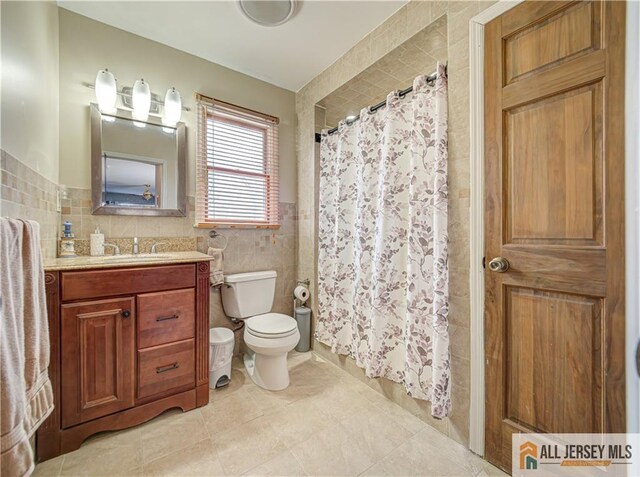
top-left (504, 1), bottom-right (600, 84)
top-left (61, 297), bottom-right (135, 428)
top-left (506, 287), bottom-right (602, 434)
top-left (484, 0), bottom-right (625, 472)
top-left (506, 83), bottom-right (602, 245)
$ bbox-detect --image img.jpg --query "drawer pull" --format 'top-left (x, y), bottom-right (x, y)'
top-left (156, 314), bottom-right (179, 322)
top-left (156, 362), bottom-right (179, 374)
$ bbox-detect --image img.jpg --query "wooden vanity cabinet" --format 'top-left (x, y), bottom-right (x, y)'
top-left (37, 261), bottom-right (211, 461)
top-left (61, 297), bottom-right (136, 428)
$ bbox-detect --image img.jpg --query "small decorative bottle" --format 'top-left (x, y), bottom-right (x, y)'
top-left (59, 221), bottom-right (77, 257)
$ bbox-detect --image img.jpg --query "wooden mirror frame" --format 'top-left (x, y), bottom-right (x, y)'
top-left (90, 103), bottom-right (187, 217)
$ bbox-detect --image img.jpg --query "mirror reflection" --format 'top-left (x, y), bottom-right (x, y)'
top-left (101, 116), bottom-right (178, 209)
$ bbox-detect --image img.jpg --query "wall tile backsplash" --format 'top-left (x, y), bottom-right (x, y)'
top-left (63, 236), bottom-right (198, 257)
top-left (1, 150), bottom-right (59, 259)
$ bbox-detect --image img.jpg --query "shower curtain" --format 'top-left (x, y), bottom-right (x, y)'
top-left (316, 64), bottom-right (450, 418)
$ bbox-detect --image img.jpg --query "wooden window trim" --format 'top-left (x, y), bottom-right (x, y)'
top-left (195, 97), bottom-right (280, 229)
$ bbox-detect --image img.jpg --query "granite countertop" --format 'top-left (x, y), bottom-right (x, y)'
top-left (44, 251), bottom-right (214, 271)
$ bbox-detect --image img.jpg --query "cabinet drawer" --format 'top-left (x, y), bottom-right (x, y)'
top-left (138, 339), bottom-right (195, 400)
top-left (138, 289), bottom-right (195, 348)
top-left (61, 264), bottom-right (195, 301)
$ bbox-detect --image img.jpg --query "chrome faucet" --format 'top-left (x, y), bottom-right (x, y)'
top-left (150, 242), bottom-right (167, 254)
top-left (133, 237), bottom-right (139, 255)
top-left (103, 243), bottom-right (120, 255)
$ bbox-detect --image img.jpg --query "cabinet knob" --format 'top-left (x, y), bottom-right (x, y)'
top-left (122, 310), bottom-right (131, 318)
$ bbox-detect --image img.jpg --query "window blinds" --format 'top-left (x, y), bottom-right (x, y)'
top-left (196, 96), bottom-right (279, 228)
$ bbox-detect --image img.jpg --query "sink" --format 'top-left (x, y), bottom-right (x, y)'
top-left (90, 254), bottom-right (172, 262)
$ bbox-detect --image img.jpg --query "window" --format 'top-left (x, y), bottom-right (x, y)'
top-left (195, 96), bottom-right (279, 227)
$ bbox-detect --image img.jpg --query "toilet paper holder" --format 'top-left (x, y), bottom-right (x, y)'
top-left (293, 279), bottom-right (311, 318)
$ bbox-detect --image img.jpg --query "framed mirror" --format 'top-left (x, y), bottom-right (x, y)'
top-left (90, 104), bottom-right (187, 216)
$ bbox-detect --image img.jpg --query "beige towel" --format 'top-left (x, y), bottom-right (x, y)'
top-left (0, 219), bottom-right (54, 477)
top-left (208, 247), bottom-right (224, 287)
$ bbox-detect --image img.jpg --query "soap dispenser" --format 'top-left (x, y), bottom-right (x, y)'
top-left (90, 225), bottom-right (105, 256)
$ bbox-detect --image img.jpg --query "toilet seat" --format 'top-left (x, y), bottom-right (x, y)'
top-left (246, 313), bottom-right (298, 339)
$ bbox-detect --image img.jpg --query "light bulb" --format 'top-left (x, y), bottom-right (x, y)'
top-left (95, 69), bottom-right (117, 113)
top-left (132, 78), bottom-right (151, 123)
top-left (163, 87), bottom-right (182, 126)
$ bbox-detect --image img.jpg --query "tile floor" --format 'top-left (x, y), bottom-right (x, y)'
top-left (34, 352), bottom-right (507, 477)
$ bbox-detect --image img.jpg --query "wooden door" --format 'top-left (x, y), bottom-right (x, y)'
top-left (61, 297), bottom-right (136, 428)
top-left (484, 0), bottom-right (625, 472)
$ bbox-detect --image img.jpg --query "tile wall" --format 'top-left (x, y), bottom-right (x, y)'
top-left (1, 150), bottom-right (60, 259)
top-left (319, 16), bottom-right (448, 128)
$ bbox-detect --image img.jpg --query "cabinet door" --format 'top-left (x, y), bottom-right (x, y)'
top-left (61, 297), bottom-right (135, 428)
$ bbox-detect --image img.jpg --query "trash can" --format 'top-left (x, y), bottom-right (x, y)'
top-left (209, 327), bottom-right (234, 389)
top-left (294, 306), bottom-right (311, 352)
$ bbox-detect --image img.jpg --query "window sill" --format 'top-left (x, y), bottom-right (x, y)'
top-left (193, 223), bottom-right (281, 230)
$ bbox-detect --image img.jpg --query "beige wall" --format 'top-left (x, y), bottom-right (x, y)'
top-left (58, 8), bottom-right (297, 204)
top-left (1, 1), bottom-right (59, 183)
top-left (1, 1), bottom-right (60, 258)
top-left (297, 0), bottom-right (497, 448)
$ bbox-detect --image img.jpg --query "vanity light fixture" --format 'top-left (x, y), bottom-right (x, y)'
top-left (132, 78), bottom-right (151, 125)
top-left (94, 69), bottom-right (117, 113)
top-left (88, 71), bottom-right (189, 120)
top-left (163, 87), bottom-right (182, 127)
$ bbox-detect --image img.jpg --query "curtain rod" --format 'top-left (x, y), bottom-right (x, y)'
top-left (323, 67), bottom-right (445, 137)
top-left (194, 92), bottom-right (279, 124)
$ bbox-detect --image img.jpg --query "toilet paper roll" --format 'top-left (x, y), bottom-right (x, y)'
top-left (293, 285), bottom-right (309, 303)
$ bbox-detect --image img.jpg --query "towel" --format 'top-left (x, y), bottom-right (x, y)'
top-left (0, 218), bottom-right (54, 477)
top-left (208, 247), bottom-right (224, 287)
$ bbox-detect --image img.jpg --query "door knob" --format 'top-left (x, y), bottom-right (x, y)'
top-left (488, 257), bottom-right (509, 273)
top-left (122, 310), bottom-right (131, 318)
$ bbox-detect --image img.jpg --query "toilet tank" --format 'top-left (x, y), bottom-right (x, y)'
top-left (221, 270), bottom-right (277, 318)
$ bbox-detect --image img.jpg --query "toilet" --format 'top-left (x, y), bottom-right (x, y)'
top-left (221, 271), bottom-right (299, 391)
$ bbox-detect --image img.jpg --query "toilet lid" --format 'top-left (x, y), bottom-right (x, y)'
top-left (246, 313), bottom-right (297, 337)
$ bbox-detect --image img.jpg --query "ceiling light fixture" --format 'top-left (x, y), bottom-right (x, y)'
top-left (238, 0), bottom-right (297, 27)
top-left (132, 78), bottom-right (151, 125)
top-left (94, 69), bottom-right (117, 113)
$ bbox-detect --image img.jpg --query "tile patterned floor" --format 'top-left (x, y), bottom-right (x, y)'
top-left (34, 352), bottom-right (507, 477)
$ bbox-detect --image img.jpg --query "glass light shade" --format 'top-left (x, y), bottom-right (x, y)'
top-left (95, 69), bottom-right (117, 113)
top-left (132, 78), bottom-right (151, 122)
top-left (163, 87), bottom-right (182, 126)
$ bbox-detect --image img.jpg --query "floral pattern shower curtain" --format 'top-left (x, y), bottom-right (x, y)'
top-left (316, 64), bottom-right (450, 418)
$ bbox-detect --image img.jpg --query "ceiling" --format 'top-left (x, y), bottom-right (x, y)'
top-left (57, 1), bottom-right (407, 92)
